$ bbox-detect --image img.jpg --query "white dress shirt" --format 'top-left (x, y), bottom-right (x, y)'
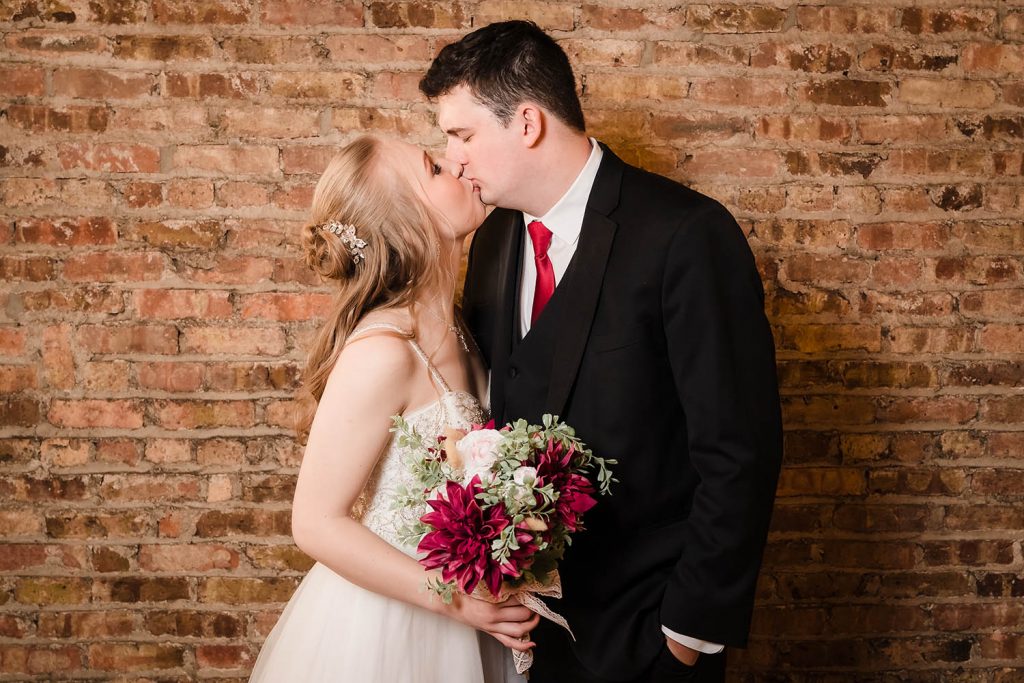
top-left (517, 138), bottom-right (725, 656)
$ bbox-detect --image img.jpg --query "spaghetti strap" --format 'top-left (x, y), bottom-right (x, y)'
top-left (349, 323), bottom-right (453, 394)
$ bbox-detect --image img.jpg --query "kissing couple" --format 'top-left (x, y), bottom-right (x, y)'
top-left (248, 19), bottom-right (782, 683)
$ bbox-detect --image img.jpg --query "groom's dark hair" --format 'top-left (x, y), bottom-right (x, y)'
top-left (419, 20), bottom-right (586, 132)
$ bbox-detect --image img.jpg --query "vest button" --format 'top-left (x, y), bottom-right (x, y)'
top-left (508, 366), bottom-right (518, 378)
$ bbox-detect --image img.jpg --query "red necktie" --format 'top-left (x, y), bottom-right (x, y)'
top-left (528, 220), bottom-right (555, 325)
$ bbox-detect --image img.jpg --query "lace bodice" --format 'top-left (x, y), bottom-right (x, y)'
top-left (347, 323), bottom-right (487, 556)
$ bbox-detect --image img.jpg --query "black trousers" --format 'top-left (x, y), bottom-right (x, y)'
top-left (528, 620), bottom-right (727, 683)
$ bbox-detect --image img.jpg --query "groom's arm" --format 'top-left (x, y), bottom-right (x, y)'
top-left (658, 199), bottom-right (783, 647)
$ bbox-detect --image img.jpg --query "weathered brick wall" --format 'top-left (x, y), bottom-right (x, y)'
top-left (1, 1), bottom-right (1021, 679)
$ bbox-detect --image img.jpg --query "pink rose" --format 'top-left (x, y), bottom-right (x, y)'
top-left (455, 429), bottom-right (503, 484)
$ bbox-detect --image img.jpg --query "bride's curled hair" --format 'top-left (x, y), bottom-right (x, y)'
top-left (298, 135), bottom-right (446, 433)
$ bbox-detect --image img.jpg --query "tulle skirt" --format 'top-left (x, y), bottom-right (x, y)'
top-left (249, 562), bottom-right (523, 682)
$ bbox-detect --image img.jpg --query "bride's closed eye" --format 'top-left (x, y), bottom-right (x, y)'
top-left (431, 159), bottom-right (443, 176)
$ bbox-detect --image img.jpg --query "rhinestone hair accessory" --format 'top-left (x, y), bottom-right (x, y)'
top-left (321, 220), bottom-right (368, 263)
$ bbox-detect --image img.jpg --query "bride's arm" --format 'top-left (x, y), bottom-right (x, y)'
top-left (289, 335), bottom-right (538, 650)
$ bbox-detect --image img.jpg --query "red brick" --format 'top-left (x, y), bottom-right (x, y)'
top-left (143, 438), bottom-right (192, 464)
top-left (174, 254), bottom-right (274, 284)
top-left (48, 399), bottom-right (144, 429)
top-left (281, 145), bottom-right (338, 174)
top-left (246, 545), bottom-right (313, 571)
top-left (166, 178), bottom-right (215, 208)
top-left (144, 609), bottom-right (244, 637)
top-left (62, 252), bottom-right (166, 282)
top-left (323, 34), bottom-right (431, 62)
top-left (681, 149), bottom-right (783, 179)
top-left (579, 5), bottom-right (647, 31)
top-left (901, 8), bottom-right (997, 35)
top-left (757, 115), bottom-right (852, 142)
top-left (171, 144), bottom-right (279, 175)
top-left (474, 2), bottom-right (572, 30)
top-left (136, 362), bottom-right (204, 391)
top-left (0, 398), bottom-right (42, 427)
top-left (99, 474), bottom-right (201, 502)
top-left (752, 42), bottom-right (852, 72)
top-left (77, 324), bottom-right (178, 354)
top-left (152, 400), bottom-right (255, 429)
top-left (262, 0), bottom-right (362, 25)
top-left (112, 33), bottom-right (216, 61)
top-left (219, 35), bottom-right (321, 63)
top-left (0, 365), bottom-right (38, 392)
top-left (218, 106), bottom-right (320, 139)
top-left (4, 104), bottom-right (110, 133)
top-left (240, 292), bottom-right (333, 321)
top-left (195, 509), bottom-right (291, 538)
top-left (0, 255), bottom-right (55, 281)
top-left (123, 219), bottom-right (224, 249)
top-left (87, 643), bottom-right (184, 671)
top-left (180, 326), bottom-right (287, 355)
top-left (21, 287), bottom-right (126, 316)
top-left (945, 505), bottom-right (1024, 531)
top-left (796, 6), bottom-right (897, 33)
top-left (900, 78), bottom-right (998, 108)
top-left (139, 544), bottom-right (240, 571)
top-left (198, 576), bottom-right (298, 603)
top-left (267, 71), bottom-right (367, 99)
top-left (801, 79), bottom-right (892, 107)
top-left (369, 1), bottom-right (470, 29)
top-left (57, 142), bottom-right (160, 172)
top-left (888, 326), bottom-right (974, 354)
top-left (15, 217), bottom-right (116, 246)
top-left (0, 66), bottom-right (45, 97)
top-left (53, 68), bottom-right (156, 99)
top-left (37, 611), bottom-right (138, 638)
top-left (689, 77), bottom-right (788, 107)
top-left (164, 71), bottom-right (260, 98)
top-left (134, 289), bottom-right (233, 319)
top-left (41, 324), bottom-right (75, 390)
top-left (781, 395), bottom-right (878, 424)
top-left (217, 180), bottom-right (271, 208)
top-left (207, 362), bottom-right (299, 391)
top-left (4, 30), bottom-right (107, 55)
top-left (153, 0), bottom-right (251, 24)
top-left (686, 5), bottom-right (785, 33)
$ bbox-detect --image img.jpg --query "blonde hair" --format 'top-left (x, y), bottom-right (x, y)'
top-left (298, 135), bottom-right (448, 433)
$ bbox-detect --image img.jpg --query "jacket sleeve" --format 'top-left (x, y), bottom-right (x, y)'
top-left (459, 225), bottom-right (492, 369)
top-left (658, 200), bottom-right (783, 647)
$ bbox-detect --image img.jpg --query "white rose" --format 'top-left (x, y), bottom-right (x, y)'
top-left (456, 429), bottom-right (503, 484)
top-left (509, 466), bottom-right (538, 502)
top-left (512, 466), bottom-right (537, 487)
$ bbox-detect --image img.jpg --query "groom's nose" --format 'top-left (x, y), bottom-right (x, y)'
top-left (445, 139), bottom-right (467, 166)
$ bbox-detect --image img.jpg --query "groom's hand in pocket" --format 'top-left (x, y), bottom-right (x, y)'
top-left (447, 593), bottom-right (540, 652)
top-left (665, 637), bottom-right (700, 666)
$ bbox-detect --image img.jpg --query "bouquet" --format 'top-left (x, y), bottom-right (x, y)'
top-left (391, 414), bottom-right (616, 673)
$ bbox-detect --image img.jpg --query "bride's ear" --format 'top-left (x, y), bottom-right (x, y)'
top-left (517, 103), bottom-right (544, 148)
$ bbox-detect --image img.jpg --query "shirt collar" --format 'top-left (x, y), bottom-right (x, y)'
top-left (523, 137), bottom-right (603, 246)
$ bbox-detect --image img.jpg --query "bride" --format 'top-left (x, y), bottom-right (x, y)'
top-left (249, 135), bottom-right (536, 682)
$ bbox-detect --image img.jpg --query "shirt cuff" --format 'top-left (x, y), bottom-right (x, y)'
top-left (661, 626), bottom-right (725, 654)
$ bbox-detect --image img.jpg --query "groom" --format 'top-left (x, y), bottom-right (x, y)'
top-left (421, 21), bottom-right (783, 683)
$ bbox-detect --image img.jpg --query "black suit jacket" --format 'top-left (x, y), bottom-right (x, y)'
top-left (462, 144), bottom-right (783, 679)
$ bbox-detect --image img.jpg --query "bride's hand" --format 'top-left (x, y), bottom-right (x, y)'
top-left (445, 594), bottom-right (540, 652)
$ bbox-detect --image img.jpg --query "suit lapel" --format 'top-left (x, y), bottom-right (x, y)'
top-left (544, 146), bottom-right (624, 415)
top-left (488, 210), bottom-right (524, 423)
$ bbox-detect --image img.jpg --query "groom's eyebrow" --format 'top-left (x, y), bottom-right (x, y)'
top-left (445, 127), bottom-right (469, 136)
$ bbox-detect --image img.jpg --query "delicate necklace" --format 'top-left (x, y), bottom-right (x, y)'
top-left (423, 304), bottom-right (469, 352)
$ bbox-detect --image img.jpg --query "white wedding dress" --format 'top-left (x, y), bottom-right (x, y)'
top-left (249, 324), bottom-right (525, 683)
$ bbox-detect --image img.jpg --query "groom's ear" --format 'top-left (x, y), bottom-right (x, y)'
top-left (517, 103), bottom-right (544, 149)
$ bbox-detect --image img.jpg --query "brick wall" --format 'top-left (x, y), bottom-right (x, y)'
top-left (1, 1), bottom-right (1022, 679)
